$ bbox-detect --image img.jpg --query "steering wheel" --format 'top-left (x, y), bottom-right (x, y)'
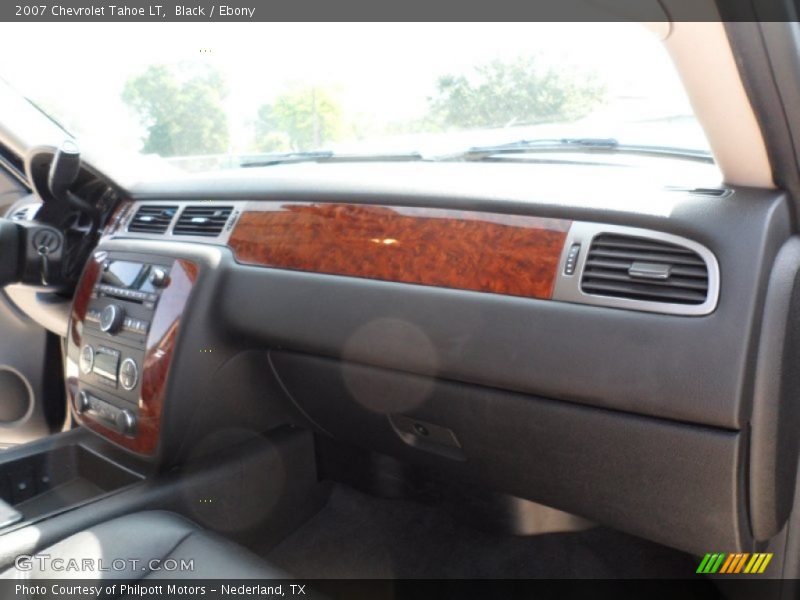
top-left (0, 141), bottom-right (97, 289)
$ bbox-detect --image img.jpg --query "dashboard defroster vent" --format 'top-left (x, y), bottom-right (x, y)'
top-left (581, 233), bottom-right (709, 305)
top-left (665, 186), bottom-right (731, 198)
top-left (127, 205), bottom-right (178, 234)
top-left (173, 205), bottom-right (233, 237)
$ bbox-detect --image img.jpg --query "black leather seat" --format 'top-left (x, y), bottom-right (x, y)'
top-left (1, 511), bottom-right (285, 579)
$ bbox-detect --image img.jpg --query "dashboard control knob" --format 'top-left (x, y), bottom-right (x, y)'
top-left (99, 304), bottom-right (125, 334)
top-left (78, 344), bottom-right (94, 374)
top-left (149, 267), bottom-right (168, 287)
top-left (74, 390), bottom-right (90, 414)
top-left (116, 409), bottom-right (137, 436)
top-left (119, 358), bottom-right (139, 391)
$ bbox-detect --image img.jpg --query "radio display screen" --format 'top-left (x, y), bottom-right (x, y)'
top-left (101, 261), bottom-right (156, 292)
top-left (92, 350), bottom-right (120, 383)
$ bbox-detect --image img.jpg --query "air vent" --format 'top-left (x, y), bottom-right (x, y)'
top-left (581, 233), bottom-right (709, 305)
top-left (128, 205), bottom-right (178, 234)
top-left (173, 205), bottom-right (233, 237)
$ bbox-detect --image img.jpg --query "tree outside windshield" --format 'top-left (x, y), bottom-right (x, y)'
top-left (0, 22), bottom-right (709, 172)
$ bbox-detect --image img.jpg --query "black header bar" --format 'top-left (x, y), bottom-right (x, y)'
top-left (1, 0), bottom-right (798, 23)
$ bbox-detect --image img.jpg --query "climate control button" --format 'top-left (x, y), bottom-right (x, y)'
top-left (116, 409), bottom-right (137, 436)
top-left (78, 344), bottom-right (94, 374)
top-left (119, 358), bottom-right (139, 391)
top-left (74, 390), bottom-right (90, 414)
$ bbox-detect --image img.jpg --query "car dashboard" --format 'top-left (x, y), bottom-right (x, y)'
top-left (14, 158), bottom-right (798, 558)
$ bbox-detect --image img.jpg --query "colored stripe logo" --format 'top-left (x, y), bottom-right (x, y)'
top-left (697, 553), bottom-right (773, 574)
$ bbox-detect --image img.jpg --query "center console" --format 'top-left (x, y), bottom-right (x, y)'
top-left (66, 250), bottom-right (197, 456)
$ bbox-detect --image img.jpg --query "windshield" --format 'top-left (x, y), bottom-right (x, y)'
top-left (0, 22), bottom-right (710, 173)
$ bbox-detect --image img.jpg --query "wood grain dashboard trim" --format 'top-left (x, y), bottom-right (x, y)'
top-left (229, 203), bottom-right (572, 300)
top-left (103, 200), bottom-right (134, 237)
top-left (66, 256), bottom-right (197, 455)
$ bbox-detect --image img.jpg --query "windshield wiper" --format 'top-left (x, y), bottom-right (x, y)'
top-left (239, 150), bottom-right (425, 168)
top-left (441, 138), bottom-right (714, 163)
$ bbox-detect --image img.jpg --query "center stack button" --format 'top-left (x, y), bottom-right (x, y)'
top-left (119, 358), bottom-right (139, 391)
top-left (99, 304), bottom-right (125, 334)
top-left (79, 344), bottom-right (94, 374)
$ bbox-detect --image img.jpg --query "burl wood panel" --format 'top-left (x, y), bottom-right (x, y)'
top-left (103, 200), bottom-right (133, 237)
top-left (229, 203), bottom-right (571, 299)
top-left (67, 258), bottom-right (197, 455)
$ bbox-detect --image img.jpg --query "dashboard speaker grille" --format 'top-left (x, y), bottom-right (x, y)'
top-left (173, 205), bottom-right (233, 237)
top-left (128, 205), bottom-right (178, 234)
top-left (581, 233), bottom-right (709, 305)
